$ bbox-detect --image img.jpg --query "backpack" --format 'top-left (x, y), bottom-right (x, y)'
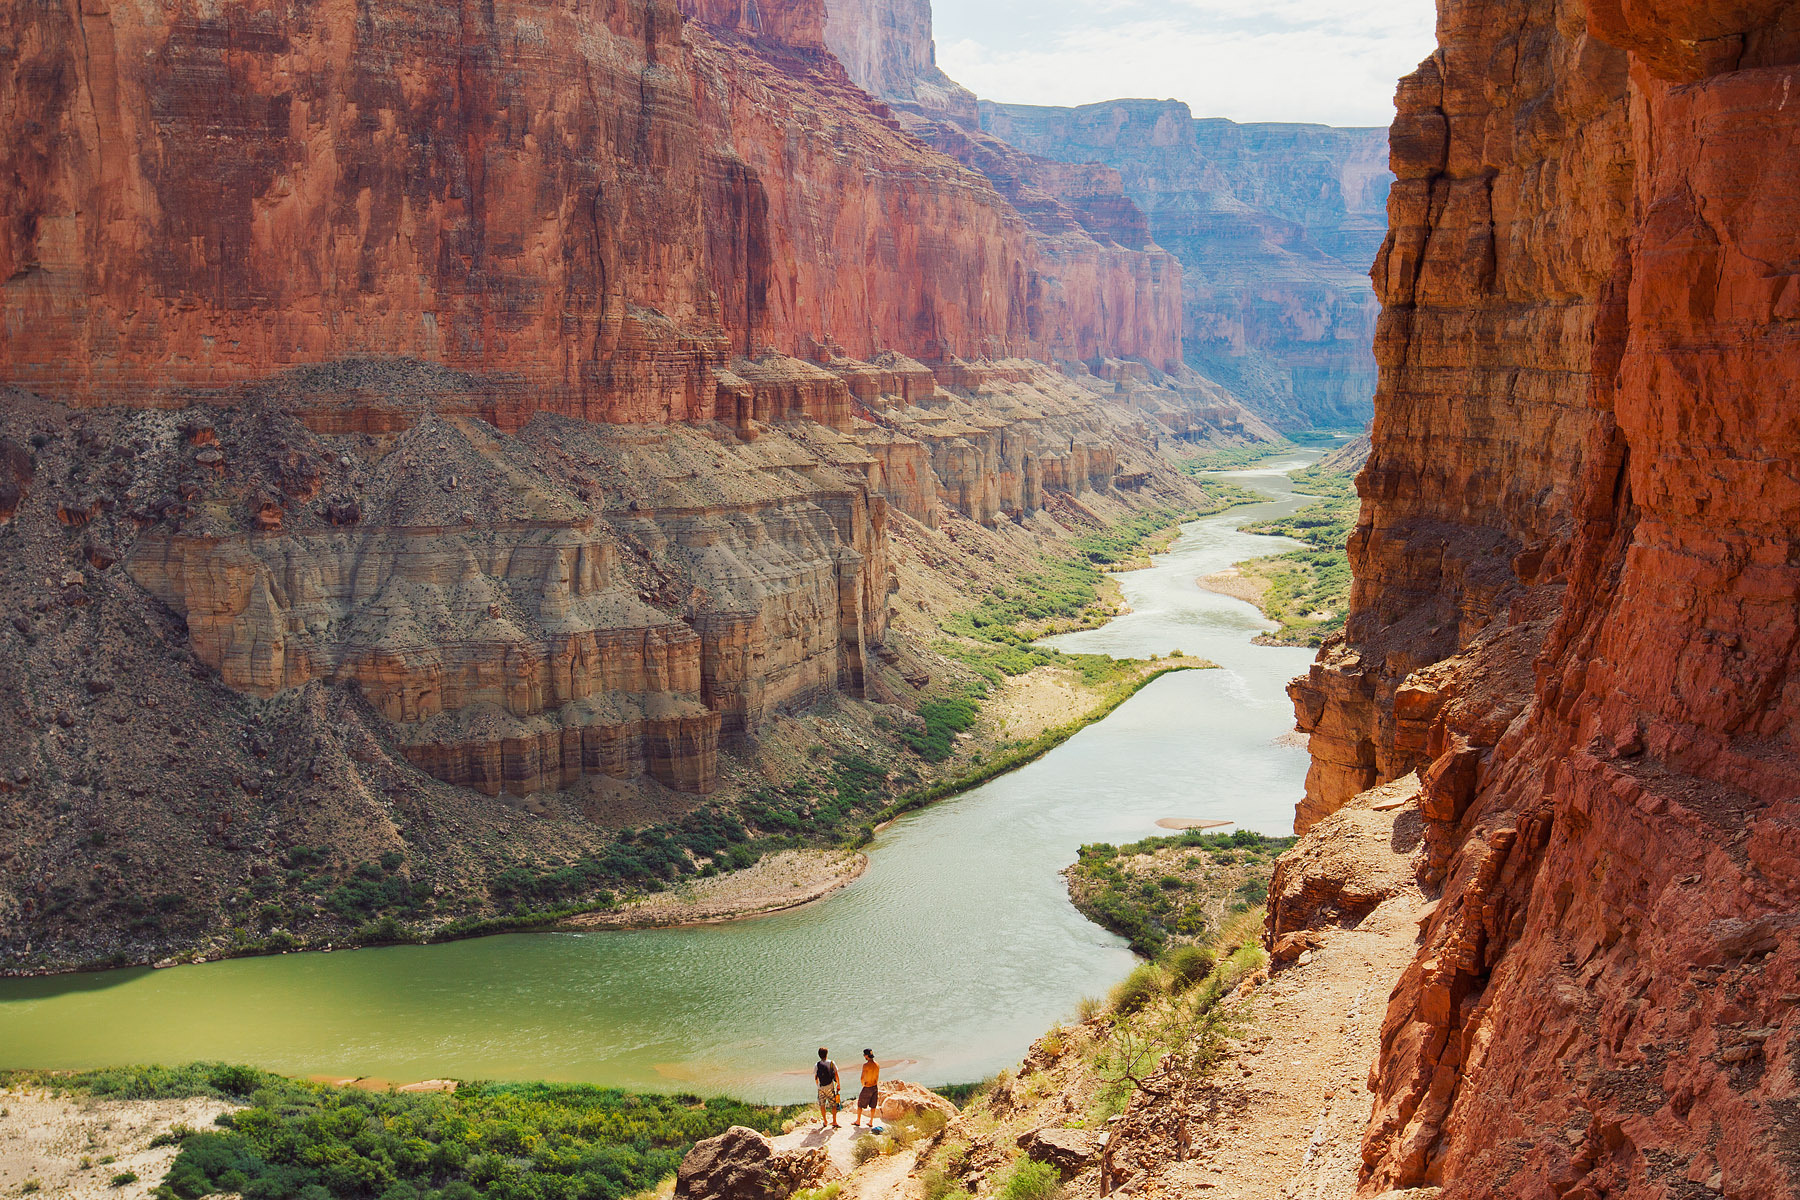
top-left (814, 1059), bottom-right (836, 1086)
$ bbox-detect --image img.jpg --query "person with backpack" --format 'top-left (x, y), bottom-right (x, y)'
top-left (814, 1048), bottom-right (841, 1130)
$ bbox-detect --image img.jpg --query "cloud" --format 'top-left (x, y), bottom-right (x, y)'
top-left (931, 0), bottom-right (1437, 127)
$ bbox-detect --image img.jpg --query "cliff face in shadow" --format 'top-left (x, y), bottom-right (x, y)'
top-left (1278, 0), bottom-right (1800, 1194)
top-left (980, 102), bottom-right (1391, 432)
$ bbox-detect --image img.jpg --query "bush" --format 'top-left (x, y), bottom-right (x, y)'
top-left (1109, 964), bottom-right (1163, 1016)
top-left (920, 1169), bottom-right (958, 1200)
top-left (1164, 945), bottom-right (1217, 990)
top-left (851, 1135), bottom-right (884, 1166)
top-left (17, 1068), bottom-right (796, 1200)
top-left (1075, 995), bottom-right (1104, 1022)
top-left (999, 1159), bottom-right (1061, 1200)
top-left (887, 1108), bottom-right (947, 1148)
top-left (109, 1172), bottom-right (139, 1188)
top-left (899, 697), bottom-right (980, 763)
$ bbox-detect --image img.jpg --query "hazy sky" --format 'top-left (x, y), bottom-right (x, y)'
top-left (932, 0), bottom-right (1438, 127)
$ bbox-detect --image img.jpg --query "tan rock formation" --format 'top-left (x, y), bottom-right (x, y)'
top-left (676, 1126), bottom-right (833, 1200)
top-left (118, 410), bottom-right (895, 797)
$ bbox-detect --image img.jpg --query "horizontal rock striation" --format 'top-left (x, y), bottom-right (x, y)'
top-left (0, 0), bottom-right (1253, 810)
top-left (0, 0), bottom-right (1183, 416)
top-left (1281, 0), bottom-right (1800, 1195)
top-left (116, 407), bottom-right (898, 797)
top-left (980, 100), bottom-right (1391, 430)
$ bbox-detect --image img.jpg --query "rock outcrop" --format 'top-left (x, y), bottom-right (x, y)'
top-left (875, 1079), bottom-right (958, 1123)
top-left (676, 1126), bottom-right (832, 1200)
top-left (1282, 1), bottom-right (1800, 1194)
top-left (980, 101), bottom-right (1391, 430)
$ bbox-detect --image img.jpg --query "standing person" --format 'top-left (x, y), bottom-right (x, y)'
top-left (814, 1048), bottom-right (841, 1130)
top-left (852, 1049), bottom-right (881, 1128)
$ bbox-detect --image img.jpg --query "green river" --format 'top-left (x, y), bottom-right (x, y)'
top-left (0, 454), bottom-right (1326, 1103)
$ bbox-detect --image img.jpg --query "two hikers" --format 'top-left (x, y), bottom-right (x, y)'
top-left (814, 1047), bottom-right (883, 1131)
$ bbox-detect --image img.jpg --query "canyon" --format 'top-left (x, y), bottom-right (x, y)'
top-left (0, 0), bottom-right (1289, 969)
top-left (980, 103), bottom-right (1390, 431)
top-left (820, 0), bottom-right (1391, 431)
top-left (5, 0), bottom-right (1796, 1198)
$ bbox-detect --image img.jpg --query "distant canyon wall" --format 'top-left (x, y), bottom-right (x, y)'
top-left (1282, 0), bottom-right (1800, 1194)
top-left (981, 102), bottom-right (1390, 431)
top-left (814, 0), bottom-right (1390, 430)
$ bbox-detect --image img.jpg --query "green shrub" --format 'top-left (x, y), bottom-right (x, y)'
top-left (109, 1172), bottom-right (138, 1188)
top-left (1108, 964), bottom-right (1162, 1015)
top-left (888, 1108), bottom-right (948, 1148)
top-left (1235, 878), bottom-right (1269, 907)
top-left (16, 1067), bottom-right (794, 1200)
top-left (1163, 945), bottom-right (1217, 990)
top-left (900, 698), bottom-right (979, 763)
top-left (999, 1159), bottom-right (1061, 1200)
top-left (851, 1135), bottom-right (884, 1165)
top-left (920, 1169), bottom-right (959, 1200)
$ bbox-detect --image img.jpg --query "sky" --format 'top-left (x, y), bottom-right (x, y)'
top-left (931, 0), bottom-right (1439, 128)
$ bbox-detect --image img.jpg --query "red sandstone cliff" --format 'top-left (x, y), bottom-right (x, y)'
top-left (1280, 1), bottom-right (1800, 1194)
top-left (0, 0), bottom-right (1182, 416)
top-left (0, 0), bottom-right (1264, 970)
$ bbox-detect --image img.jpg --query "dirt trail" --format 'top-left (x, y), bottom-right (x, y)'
top-left (1148, 892), bottom-right (1427, 1200)
top-left (845, 785), bottom-right (1431, 1200)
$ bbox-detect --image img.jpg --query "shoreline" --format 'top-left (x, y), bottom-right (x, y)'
top-left (561, 849), bottom-right (869, 931)
top-left (1196, 565), bottom-right (1270, 606)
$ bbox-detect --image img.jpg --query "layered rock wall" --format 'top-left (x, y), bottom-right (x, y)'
top-left (981, 101), bottom-right (1391, 429)
top-left (1283, 0), bottom-right (1800, 1194)
top-left (0, 0), bottom-right (1183, 417)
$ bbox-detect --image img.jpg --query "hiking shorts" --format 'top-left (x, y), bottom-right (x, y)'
top-left (858, 1086), bottom-right (879, 1109)
top-left (818, 1085), bottom-right (839, 1110)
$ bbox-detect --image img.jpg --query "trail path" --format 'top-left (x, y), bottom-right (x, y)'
top-left (1150, 892), bottom-right (1428, 1200)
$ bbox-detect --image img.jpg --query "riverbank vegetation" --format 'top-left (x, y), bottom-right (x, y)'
top-left (906, 897), bottom-right (1274, 1198)
top-left (1065, 828), bottom-right (1296, 957)
top-left (0, 1065), bottom-right (792, 1200)
top-left (1233, 460), bottom-right (1357, 646)
top-left (22, 478), bottom-right (1277, 977)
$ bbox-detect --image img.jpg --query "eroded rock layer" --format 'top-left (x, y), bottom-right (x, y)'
top-left (980, 101), bottom-right (1391, 430)
top-left (0, 0), bottom-right (1182, 415)
top-left (1282, 1), bottom-right (1800, 1194)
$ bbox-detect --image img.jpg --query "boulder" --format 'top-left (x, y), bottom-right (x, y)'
top-left (676, 1126), bottom-right (829, 1200)
top-left (1015, 1127), bottom-right (1106, 1176)
top-left (876, 1080), bottom-right (958, 1122)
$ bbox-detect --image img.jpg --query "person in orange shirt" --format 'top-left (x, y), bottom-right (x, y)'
top-left (852, 1048), bottom-right (882, 1128)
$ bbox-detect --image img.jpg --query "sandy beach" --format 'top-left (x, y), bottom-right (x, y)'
top-left (563, 849), bottom-right (868, 931)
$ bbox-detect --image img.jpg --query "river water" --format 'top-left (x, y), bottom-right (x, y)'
top-left (0, 456), bottom-right (1321, 1103)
